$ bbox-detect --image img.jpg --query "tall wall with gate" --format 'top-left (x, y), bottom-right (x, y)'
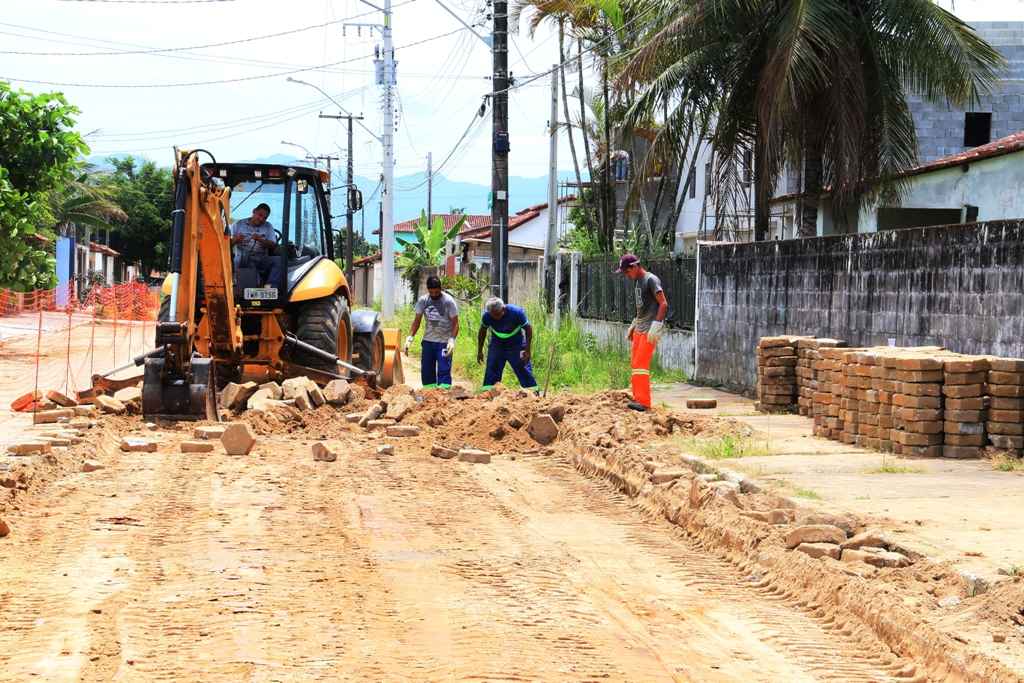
top-left (696, 221), bottom-right (1024, 394)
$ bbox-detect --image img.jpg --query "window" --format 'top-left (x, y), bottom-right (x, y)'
top-left (231, 180), bottom-right (285, 233)
top-left (743, 150), bottom-right (753, 184)
top-left (292, 179), bottom-right (324, 258)
top-left (964, 112), bottom-right (992, 148)
top-left (688, 166), bottom-right (696, 199)
top-left (704, 162), bottom-right (712, 196)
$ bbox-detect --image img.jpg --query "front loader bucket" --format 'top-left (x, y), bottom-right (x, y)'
top-left (380, 328), bottom-right (404, 389)
top-left (142, 356), bottom-right (218, 421)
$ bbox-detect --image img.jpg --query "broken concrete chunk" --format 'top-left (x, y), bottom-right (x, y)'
top-left (385, 425), bottom-right (420, 437)
top-left (94, 394), bottom-right (127, 415)
top-left (383, 383), bottom-right (414, 403)
top-left (376, 444), bottom-right (394, 455)
top-left (345, 412), bottom-right (363, 423)
top-left (795, 542), bottom-right (842, 560)
top-left (181, 440), bottom-right (215, 453)
top-left (292, 391), bottom-right (313, 411)
top-left (768, 509), bottom-right (796, 525)
top-left (117, 387), bottom-right (142, 413)
top-left (686, 398), bottom-right (718, 409)
top-left (307, 384), bottom-right (326, 408)
top-left (650, 468), bottom-right (687, 485)
top-left (120, 437), bottom-right (157, 453)
top-left (259, 381), bottom-right (284, 400)
top-left (842, 547), bottom-right (911, 568)
top-left (841, 530), bottom-right (892, 551)
top-left (323, 379), bottom-right (352, 405)
top-left (431, 444), bottom-right (458, 459)
top-left (359, 403), bottom-right (385, 427)
top-left (81, 460), bottom-right (104, 473)
top-left (311, 442), bottom-right (337, 462)
top-left (784, 524), bottom-right (847, 549)
top-left (220, 423), bottom-right (256, 455)
top-left (32, 409), bottom-right (75, 424)
top-left (194, 425), bottom-right (227, 440)
top-left (544, 404), bottom-right (567, 423)
top-left (385, 394), bottom-right (416, 421)
top-left (7, 441), bottom-right (51, 456)
top-left (458, 448), bottom-right (491, 464)
top-left (221, 381), bottom-right (260, 411)
top-left (45, 390), bottom-right (77, 407)
top-left (527, 413), bottom-right (559, 445)
top-left (282, 376), bottom-right (311, 399)
top-left (348, 385), bottom-right (366, 404)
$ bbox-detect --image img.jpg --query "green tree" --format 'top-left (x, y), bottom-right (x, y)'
top-left (619, 0), bottom-right (1003, 238)
top-left (106, 156), bottom-right (174, 275)
top-left (0, 82), bottom-right (88, 290)
top-left (49, 166), bottom-right (127, 238)
top-left (332, 227), bottom-right (374, 272)
top-left (395, 211), bottom-right (465, 297)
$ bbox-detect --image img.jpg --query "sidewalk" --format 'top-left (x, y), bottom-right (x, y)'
top-left (653, 382), bottom-right (1024, 580)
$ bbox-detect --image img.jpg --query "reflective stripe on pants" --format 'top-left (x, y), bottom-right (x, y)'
top-left (630, 332), bottom-right (656, 408)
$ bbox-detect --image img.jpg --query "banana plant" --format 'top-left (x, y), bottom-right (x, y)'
top-left (395, 211), bottom-right (466, 295)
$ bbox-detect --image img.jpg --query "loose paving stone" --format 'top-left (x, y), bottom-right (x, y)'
top-left (292, 391), bottom-right (313, 411)
top-left (545, 404), bottom-right (567, 423)
top-left (795, 542), bottom-right (842, 560)
top-left (650, 468), bottom-right (687, 484)
top-left (385, 424), bottom-right (420, 437)
top-left (40, 436), bottom-right (73, 447)
top-left (784, 524), bottom-right (847, 549)
top-left (194, 425), bottom-right (227, 440)
top-left (45, 390), bottom-right (77, 407)
top-left (259, 381), bottom-right (284, 399)
top-left (81, 460), bottom-right (104, 473)
top-left (796, 512), bottom-right (855, 536)
top-left (181, 440), bottom-right (215, 453)
top-left (431, 444), bottom-right (458, 459)
top-left (376, 444), bottom-right (394, 455)
top-left (95, 394), bottom-right (127, 414)
top-left (385, 394), bottom-right (416, 421)
top-left (0, 518), bottom-right (9, 537)
top-left (73, 405), bottom-right (97, 417)
top-left (686, 399), bottom-right (718, 409)
top-left (768, 509), bottom-right (796, 524)
top-left (458, 448), bottom-right (491, 464)
top-left (311, 442), bottom-right (337, 462)
top-left (220, 423), bottom-right (256, 455)
top-left (304, 379), bottom-right (326, 407)
top-left (32, 409), bottom-right (75, 424)
top-left (144, 422), bottom-right (158, 431)
top-left (120, 437), bottom-right (158, 453)
top-left (221, 381), bottom-right (260, 411)
top-left (10, 390), bottom-right (42, 412)
top-left (323, 379), bottom-right (352, 405)
top-left (117, 387), bottom-right (143, 413)
top-left (841, 530), bottom-right (892, 550)
top-left (7, 441), bottom-right (51, 456)
top-left (527, 413), bottom-right (559, 445)
top-left (367, 419), bottom-right (397, 429)
top-left (359, 403), bottom-right (385, 427)
top-left (345, 412), bottom-right (363, 423)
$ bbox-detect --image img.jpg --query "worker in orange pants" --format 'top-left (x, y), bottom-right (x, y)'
top-left (615, 254), bottom-right (668, 411)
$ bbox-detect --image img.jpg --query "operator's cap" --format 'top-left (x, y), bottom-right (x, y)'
top-left (614, 253), bottom-right (640, 273)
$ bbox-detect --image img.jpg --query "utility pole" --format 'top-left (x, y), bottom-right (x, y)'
top-left (544, 64), bottom-right (559, 286)
top-left (491, 0), bottom-right (509, 301)
top-left (426, 151), bottom-right (433, 226)
top-left (319, 113), bottom-right (364, 285)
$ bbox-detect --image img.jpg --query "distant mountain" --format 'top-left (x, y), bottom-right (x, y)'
top-left (85, 153), bottom-right (579, 244)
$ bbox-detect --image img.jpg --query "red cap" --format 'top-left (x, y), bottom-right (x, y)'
top-left (614, 253), bottom-right (640, 273)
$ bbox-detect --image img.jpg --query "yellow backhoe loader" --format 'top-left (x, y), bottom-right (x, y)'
top-left (87, 149), bottom-right (401, 420)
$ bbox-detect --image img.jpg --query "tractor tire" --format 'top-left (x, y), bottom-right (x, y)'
top-left (353, 327), bottom-right (384, 375)
top-left (293, 293), bottom-right (352, 372)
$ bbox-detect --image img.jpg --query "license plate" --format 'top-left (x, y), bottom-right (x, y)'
top-left (244, 287), bottom-right (278, 300)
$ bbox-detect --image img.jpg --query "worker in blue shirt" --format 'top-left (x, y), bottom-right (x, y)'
top-left (476, 296), bottom-right (538, 391)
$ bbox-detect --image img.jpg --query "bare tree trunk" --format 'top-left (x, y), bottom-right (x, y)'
top-left (602, 52), bottom-right (614, 251)
top-left (559, 20), bottom-right (581, 191)
top-left (753, 129), bottom-right (770, 241)
top-left (799, 152), bottom-right (822, 237)
top-left (577, 38), bottom-right (601, 236)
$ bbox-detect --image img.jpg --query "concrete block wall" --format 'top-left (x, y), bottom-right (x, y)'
top-left (696, 221), bottom-right (1024, 394)
top-left (577, 318), bottom-right (695, 379)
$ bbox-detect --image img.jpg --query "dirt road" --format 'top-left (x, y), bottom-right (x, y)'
top-left (0, 421), bottom-right (916, 682)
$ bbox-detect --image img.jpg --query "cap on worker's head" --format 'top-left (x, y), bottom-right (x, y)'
top-left (426, 275), bottom-right (442, 290)
top-left (614, 253), bottom-right (640, 273)
top-left (484, 296), bottom-right (504, 314)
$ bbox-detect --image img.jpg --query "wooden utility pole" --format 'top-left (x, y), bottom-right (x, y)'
top-left (319, 113), bottom-right (365, 284)
top-left (490, 0), bottom-right (509, 301)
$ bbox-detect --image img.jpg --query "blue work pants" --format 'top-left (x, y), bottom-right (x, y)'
top-left (483, 341), bottom-right (537, 390)
top-left (421, 340), bottom-right (453, 389)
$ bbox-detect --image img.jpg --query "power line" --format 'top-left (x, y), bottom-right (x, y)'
top-left (396, 101), bottom-right (486, 192)
top-left (0, 27), bottom-right (469, 88)
top-left (57, 0), bottom-right (237, 3)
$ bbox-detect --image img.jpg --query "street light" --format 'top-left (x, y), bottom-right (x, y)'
top-left (281, 140), bottom-right (315, 165)
top-left (286, 78), bottom-right (380, 142)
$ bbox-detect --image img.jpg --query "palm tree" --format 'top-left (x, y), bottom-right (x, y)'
top-left (396, 211), bottom-right (466, 297)
top-left (49, 167), bottom-right (127, 240)
top-left (618, 0), bottom-right (1003, 239)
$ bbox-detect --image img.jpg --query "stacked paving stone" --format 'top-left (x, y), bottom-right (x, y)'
top-left (889, 353), bottom-right (945, 458)
top-left (941, 356), bottom-right (990, 459)
top-left (987, 358), bottom-right (1024, 457)
top-left (756, 337), bottom-right (799, 413)
top-left (798, 338), bottom-right (846, 418)
top-left (838, 349), bottom-right (865, 446)
top-left (812, 346), bottom-right (857, 440)
top-left (852, 351), bottom-right (883, 452)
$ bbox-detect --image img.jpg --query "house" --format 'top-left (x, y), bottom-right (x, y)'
top-left (804, 130), bottom-right (1024, 234)
top-left (672, 21), bottom-right (1024, 249)
top-left (456, 198), bottom-right (575, 270)
top-left (373, 212), bottom-right (491, 243)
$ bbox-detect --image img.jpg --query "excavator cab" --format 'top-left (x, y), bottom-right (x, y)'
top-left (144, 150), bottom-right (401, 421)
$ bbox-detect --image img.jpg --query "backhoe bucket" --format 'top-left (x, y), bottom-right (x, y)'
top-left (381, 328), bottom-right (404, 388)
top-left (141, 356), bottom-right (218, 421)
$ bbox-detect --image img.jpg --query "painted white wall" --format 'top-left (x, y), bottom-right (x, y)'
top-left (509, 206), bottom-right (550, 249)
top-left (856, 150), bottom-right (1024, 232)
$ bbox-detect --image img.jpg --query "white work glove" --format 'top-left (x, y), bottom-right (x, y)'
top-left (647, 320), bottom-right (665, 344)
top-left (443, 337), bottom-right (456, 357)
top-left (403, 335), bottom-right (414, 355)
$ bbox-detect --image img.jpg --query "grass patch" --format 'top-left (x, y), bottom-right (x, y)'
top-left (678, 434), bottom-right (772, 460)
top-left (990, 453), bottom-right (1024, 472)
top-left (1000, 565), bottom-right (1023, 577)
top-left (792, 486), bottom-right (822, 500)
top-left (865, 456), bottom-right (926, 474)
top-left (387, 301), bottom-right (687, 392)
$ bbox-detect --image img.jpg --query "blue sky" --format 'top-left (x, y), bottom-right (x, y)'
top-left (1, 0), bottom-right (1020, 192)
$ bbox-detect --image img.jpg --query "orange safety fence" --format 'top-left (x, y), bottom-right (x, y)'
top-left (4, 281), bottom-right (161, 413)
